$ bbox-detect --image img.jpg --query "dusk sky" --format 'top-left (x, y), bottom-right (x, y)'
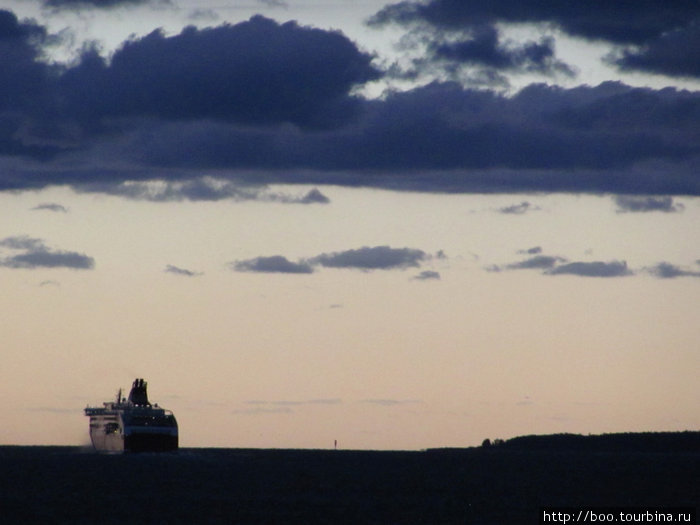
top-left (2, 0), bottom-right (698, 450)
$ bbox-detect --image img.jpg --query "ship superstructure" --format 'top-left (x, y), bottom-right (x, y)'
top-left (84, 378), bottom-right (178, 452)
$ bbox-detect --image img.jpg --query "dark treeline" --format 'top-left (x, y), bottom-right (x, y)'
top-left (481, 430), bottom-right (700, 453)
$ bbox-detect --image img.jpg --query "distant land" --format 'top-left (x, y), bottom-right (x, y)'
top-left (437, 430), bottom-right (700, 453)
top-left (2, 431), bottom-right (698, 524)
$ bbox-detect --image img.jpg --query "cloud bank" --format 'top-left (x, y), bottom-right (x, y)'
top-left (0, 8), bottom-right (698, 196)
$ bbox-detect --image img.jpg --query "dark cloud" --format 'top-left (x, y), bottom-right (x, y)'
top-left (487, 252), bottom-right (564, 272)
top-left (0, 11), bottom-right (51, 109)
top-left (614, 195), bottom-right (684, 213)
top-left (0, 10), bottom-right (60, 159)
top-left (76, 178), bottom-right (330, 204)
top-left (368, 0), bottom-right (699, 46)
top-left (645, 262), bottom-right (700, 279)
top-left (0, 235), bottom-right (94, 270)
top-left (413, 270), bottom-right (440, 280)
top-left (59, 16), bottom-right (381, 129)
top-left (299, 188), bottom-right (331, 204)
top-left (120, 81), bottom-right (699, 194)
top-left (0, 235), bottom-right (46, 251)
top-left (519, 246), bottom-right (542, 255)
top-left (427, 25), bottom-right (575, 77)
top-left (491, 250), bottom-right (635, 277)
top-left (495, 254), bottom-right (700, 281)
top-left (42, 0), bottom-right (169, 10)
top-left (32, 202), bottom-right (68, 213)
top-left (311, 246), bottom-right (427, 270)
top-left (164, 265), bottom-right (201, 277)
top-left (231, 245), bottom-right (432, 274)
top-left (78, 179), bottom-right (262, 202)
top-left (369, 1), bottom-right (700, 78)
top-left (546, 260), bottom-right (632, 278)
top-left (232, 255), bottom-right (314, 274)
top-left (611, 23), bottom-right (700, 78)
top-left (507, 255), bottom-right (566, 271)
top-left (498, 201), bottom-right (539, 215)
top-left (4, 250), bottom-right (94, 270)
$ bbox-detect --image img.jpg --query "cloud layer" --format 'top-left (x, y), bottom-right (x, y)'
top-left (0, 7), bottom-right (699, 196)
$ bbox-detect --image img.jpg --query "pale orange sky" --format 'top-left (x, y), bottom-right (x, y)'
top-left (2, 187), bottom-right (698, 449)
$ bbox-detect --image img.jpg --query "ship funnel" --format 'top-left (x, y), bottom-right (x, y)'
top-left (127, 378), bottom-right (150, 406)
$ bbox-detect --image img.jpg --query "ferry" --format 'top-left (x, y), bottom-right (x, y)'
top-left (84, 378), bottom-right (178, 452)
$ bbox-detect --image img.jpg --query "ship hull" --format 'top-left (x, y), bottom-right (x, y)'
top-left (124, 432), bottom-right (178, 452)
top-left (89, 427), bottom-right (125, 452)
top-left (88, 424), bottom-right (179, 453)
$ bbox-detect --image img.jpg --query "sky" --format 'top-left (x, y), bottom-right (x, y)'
top-left (1, 0), bottom-right (698, 450)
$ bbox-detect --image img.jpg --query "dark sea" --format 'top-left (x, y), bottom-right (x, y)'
top-left (1, 444), bottom-right (697, 524)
